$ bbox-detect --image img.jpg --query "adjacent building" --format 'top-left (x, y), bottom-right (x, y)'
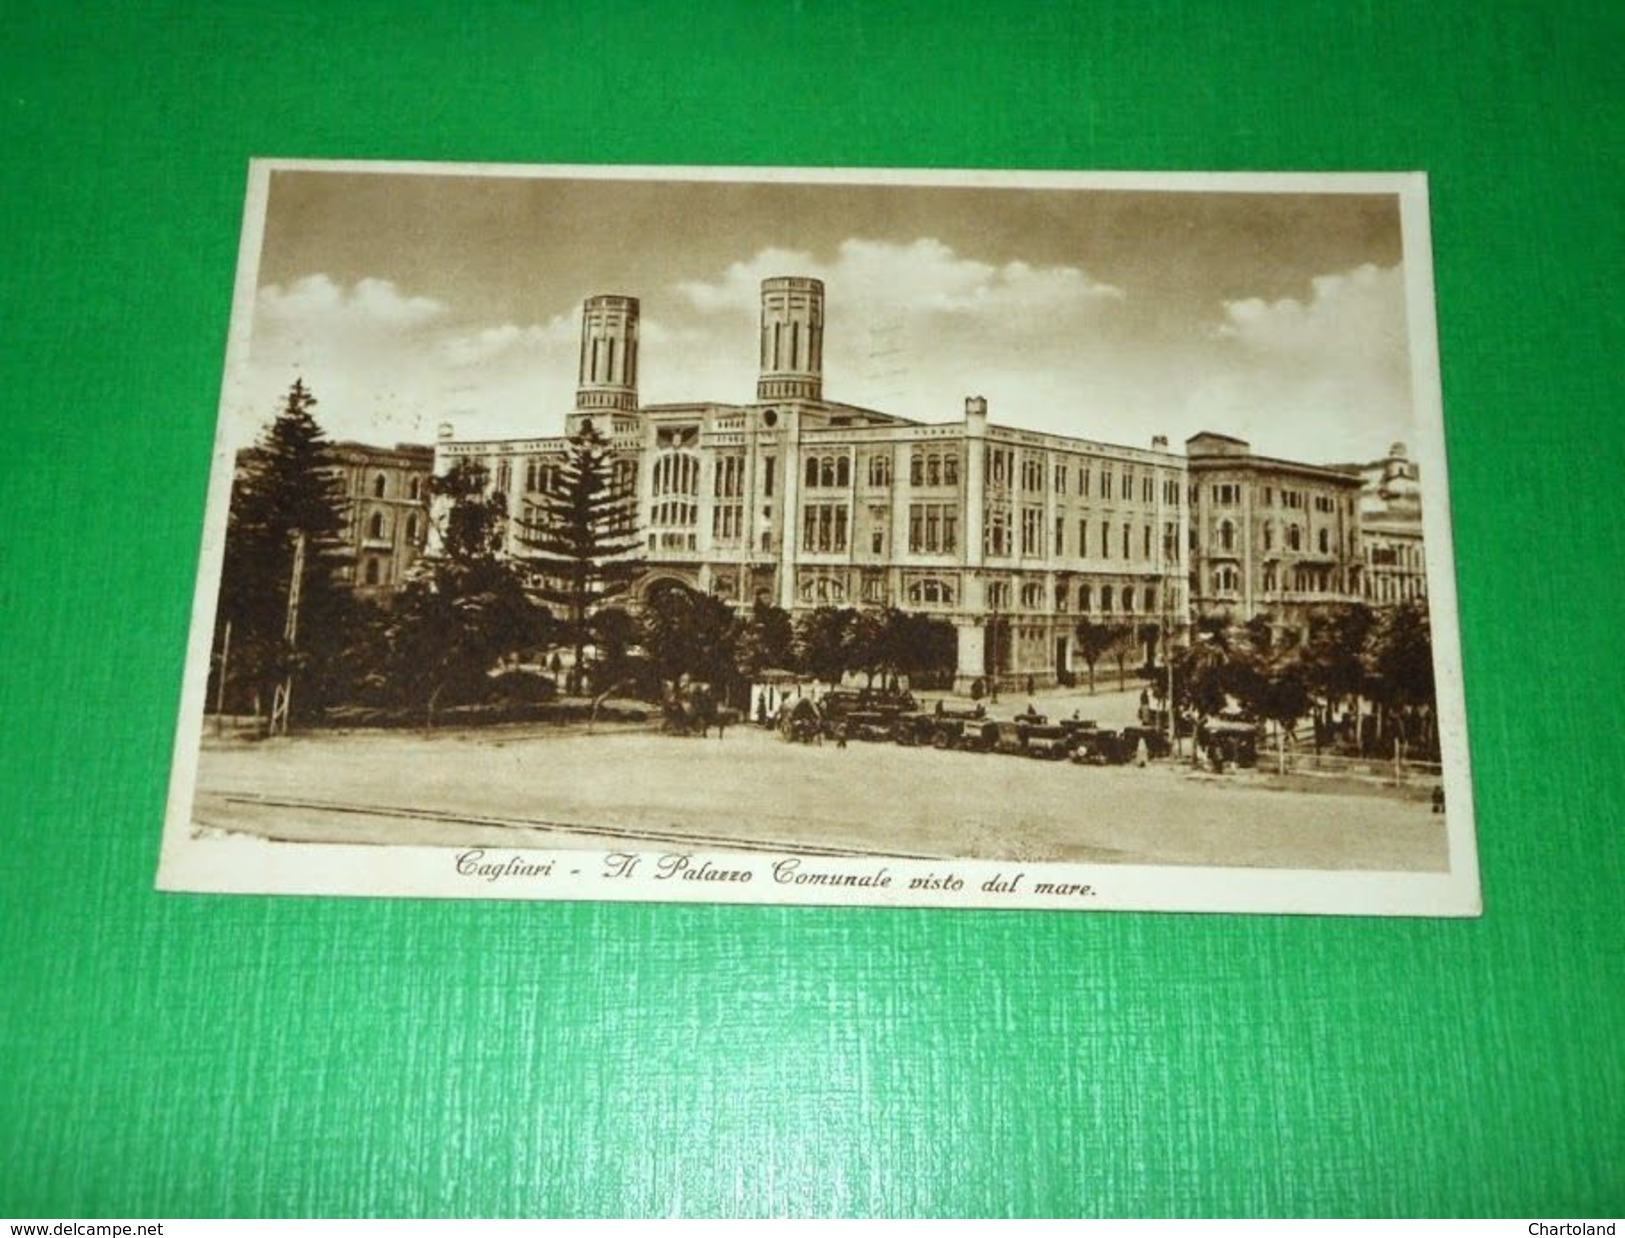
top-left (1349, 442), bottom-right (1428, 607)
top-left (232, 440), bottom-right (434, 600)
top-left (1185, 433), bottom-right (1366, 643)
top-left (329, 442), bottom-right (434, 598)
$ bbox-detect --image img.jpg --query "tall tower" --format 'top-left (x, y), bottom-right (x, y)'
top-left (757, 276), bottom-right (824, 402)
top-left (575, 295), bottom-right (640, 414)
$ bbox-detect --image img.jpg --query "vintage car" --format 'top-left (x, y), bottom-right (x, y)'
top-left (891, 710), bottom-right (940, 747)
top-left (1022, 724), bottom-right (1073, 760)
top-left (845, 710), bottom-right (898, 742)
top-left (1119, 725), bottom-right (1173, 761)
top-left (1197, 718), bottom-right (1262, 768)
top-left (957, 718), bottom-right (1001, 752)
top-left (1069, 727), bottom-right (1121, 764)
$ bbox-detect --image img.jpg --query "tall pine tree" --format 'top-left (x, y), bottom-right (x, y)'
top-left (517, 424), bottom-right (644, 693)
top-left (216, 378), bottom-right (354, 721)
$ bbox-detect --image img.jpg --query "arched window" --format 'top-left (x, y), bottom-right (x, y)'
top-left (1288, 525), bottom-right (1303, 552)
top-left (372, 474), bottom-right (387, 498)
top-left (910, 451), bottom-right (924, 486)
top-left (798, 576), bottom-right (846, 604)
top-left (1219, 520), bottom-right (1236, 552)
top-left (1319, 527), bottom-right (1331, 554)
top-left (368, 512), bottom-right (386, 540)
top-left (1101, 587), bottom-right (1114, 613)
top-left (869, 454), bottom-right (890, 487)
top-left (406, 514), bottom-right (420, 543)
top-left (364, 559), bottom-right (380, 585)
top-left (987, 580), bottom-right (1011, 610)
top-left (805, 457), bottom-right (819, 488)
top-left (943, 455), bottom-right (959, 486)
top-left (1079, 583), bottom-right (1092, 612)
top-left (1144, 585), bottom-right (1156, 613)
top-left (820, 458), bottom-right (836, 488)
top-left (836, 456), bottom-right (850, 488)
top-left (926, 454), bottom-right (941, 486)
top-left (408, 476), bottom-right (422, 501)
top-left (1020, 582), bottom-right (1044, 610)
top-left (1120, 586), bottom-right (1135, 614)
top-left (907, 578), bottom-right (954, 606)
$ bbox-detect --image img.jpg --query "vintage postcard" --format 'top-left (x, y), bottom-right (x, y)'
top-left (159, 161), bottom-right (1480, 915)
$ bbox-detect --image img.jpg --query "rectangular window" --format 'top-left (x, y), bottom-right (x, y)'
top-left (763, 457), bottom-right (775, 497)
top-left (712, 502), bottom-right (743, 542)
top-left (1080, 466), bottom-right (1091, 498)
top-left (985, 507), bottom-right (1012, 557)
top-left (1101, 521), bottom-right (1111, 559)
top-left (1121, 469), bottom-right (1133, 500)
top-left (909, 503), bottom-right (959, 554)
top-left (1054, 462), bottom-right (1067, 494)
top-left (1021, 506), bottom-right (1043, 556)
top-left (1055, 515), bottom-right (1065, 557)
top-left (800, 503), bottom-right (847, 553)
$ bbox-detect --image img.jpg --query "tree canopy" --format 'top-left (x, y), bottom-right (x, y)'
top-left (215, 378), bottom-right (356, 721)
top-left (516, 425), bottom-right (645, 691)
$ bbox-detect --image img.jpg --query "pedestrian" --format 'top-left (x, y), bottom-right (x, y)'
top-left (717, 712), bottom-right (727, 741)
top-left (835, 721), bottom-right (848, 749)
top-left (1431, 785), bottom-right (1446, 814)
top-left (1134, 736), bottom-right (1149, 768)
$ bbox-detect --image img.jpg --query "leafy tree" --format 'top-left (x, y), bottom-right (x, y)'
top-left (1106, 622), bottom-right (1138, 691)
top-left (793, 606), bottom-right (856, 684)
top-left (892, 611), bottom-right (958, 689)
top-left (1172, 617), bottom-right (1259, 759)
top-left (215, 378), bottom-right (354, 723)
top-left (640, 584), bottom-right (739, 698)
top-left (733, 601), bottom-right (795, 680)
top-left (846, 607), bottom-right (895, 687)
top-left (1366, 599), bottom-right (1437, 753)
top-left (385, 460), bottom-right (548, 730)
top-left (1073, 619), bottom-right (1115, 695)
top-left (585, 605), bottom-right (641, 695)
top-left (517, 425), bottom-right (643, 693)
top-left (1300, 602), bottom-right (1377, 741)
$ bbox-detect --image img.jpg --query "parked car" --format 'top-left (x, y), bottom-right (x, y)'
top-left (1022, 724), bottom-right (1073, 760)
top-left (958, 718), bottom-right (1001, 752)
top-left (846, 710), bottom-right (897, 742)
top-left (1197, 718), bottom-right (1262, 768)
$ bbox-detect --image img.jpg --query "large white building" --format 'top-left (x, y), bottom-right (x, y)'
top-left (436, 277), bottom-right (1373, 690)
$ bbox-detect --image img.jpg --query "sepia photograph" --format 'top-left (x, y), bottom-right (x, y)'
top-left (159, 162), bottom-right (1479, 914)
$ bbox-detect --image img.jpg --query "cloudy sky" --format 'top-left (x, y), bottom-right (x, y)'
top-left (228, 167), bottom-right (1418, 464)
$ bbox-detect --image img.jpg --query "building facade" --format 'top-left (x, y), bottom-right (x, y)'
top-left (436, 279), bottom-right (1384, 688)
top-left (1185, 432), bottom-right (1367, 644)
top-left (1351, 441), bottom-right (1428, 607)
top-left (231, 441), bottom-right (432, 599)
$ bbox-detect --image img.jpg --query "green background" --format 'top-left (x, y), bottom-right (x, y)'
top-left (3, 0), bottom-right (1621, 1218)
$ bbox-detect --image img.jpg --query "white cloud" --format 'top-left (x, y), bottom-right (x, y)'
top-left (675, 237), bottom-right (1122, 319)
top-left (258, 274), bottom-right (447, 329)
top-left (1179, 263), bottom-right (1415, 460)
top-left (1217, 263), bottom-right (1406, 362)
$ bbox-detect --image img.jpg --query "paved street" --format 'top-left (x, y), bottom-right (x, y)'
top-left (192, 709), bottom-right (1449, 872)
